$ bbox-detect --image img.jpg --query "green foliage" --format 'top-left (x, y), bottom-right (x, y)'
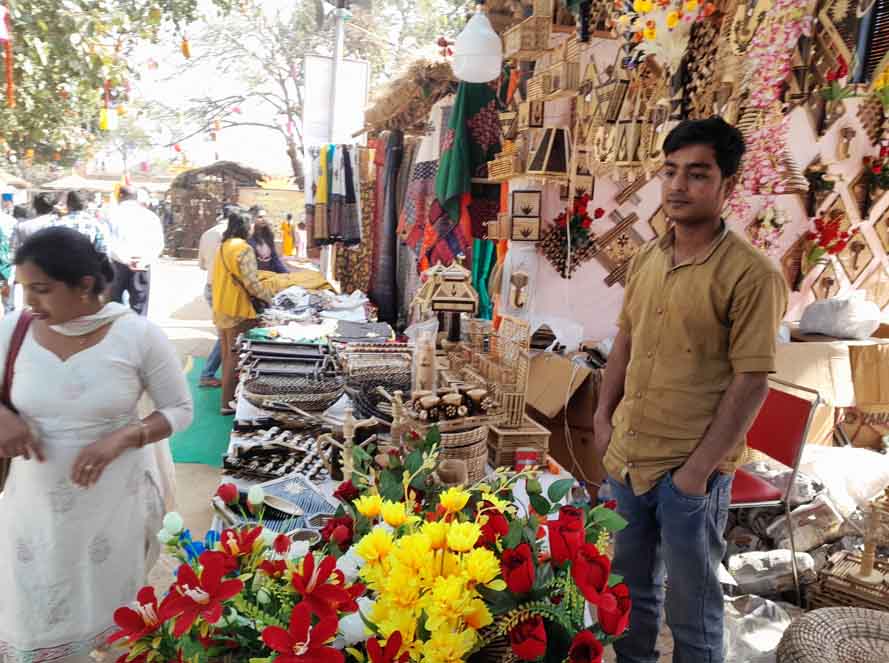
top-left (590, 504), bottom-right (628, 533)
top-left (379, 468), bottom-right (403, 502)
top-left (547, 478), bottom-right (574, 504)
top-left (528, 493), bottom-right (552, 518)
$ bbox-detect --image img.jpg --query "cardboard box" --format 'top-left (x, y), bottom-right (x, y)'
top-left (839, 345), bottom-right (889, 450)
top-left (774, 341), bottom-right (856, 407)
top-left (526, 352), bottom-right (591, 419)
top-left (566, 368), bottom-right (603, 431)
top-left (528, 409), bottom-right (606, 493)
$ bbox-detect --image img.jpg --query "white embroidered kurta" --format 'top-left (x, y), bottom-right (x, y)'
top-left (0, 313), bottom-right (192, 662)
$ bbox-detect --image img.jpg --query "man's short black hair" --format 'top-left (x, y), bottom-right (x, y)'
top-left (33, 192), bottom-right (57, 215)
top-left (662, 116), bottom-right (746, 179)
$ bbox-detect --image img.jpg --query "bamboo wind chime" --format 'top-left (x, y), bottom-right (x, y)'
top-left (0, 1), bottom-right (13, 108)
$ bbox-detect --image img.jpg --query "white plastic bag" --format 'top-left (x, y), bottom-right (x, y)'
top-left (798, 445), bottom-right (889, 517)
top-left (798, 291), bottom-right (881, 340)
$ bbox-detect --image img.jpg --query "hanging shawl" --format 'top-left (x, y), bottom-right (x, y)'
top-left (369, 130), bottom-right (404, 325)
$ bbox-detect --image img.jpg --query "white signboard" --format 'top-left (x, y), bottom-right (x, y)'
top-left (302, 54), bottom-right (370, 148)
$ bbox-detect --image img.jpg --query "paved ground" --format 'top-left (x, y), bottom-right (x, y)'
top-left (147, 258), bottom-right (674, 661)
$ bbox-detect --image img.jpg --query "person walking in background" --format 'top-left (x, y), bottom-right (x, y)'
top-left (196, 205), bottom-right (231, 389)
top-left (281, 212), bottom-right (295, 257)
top-left (594, 117), bottom-right (788, 663)
top-left (106, 186), bottom-right (165, 316)
top-left (56, 191), bottom-right (109, 254)
top-left (11, 192), bottom-right (58, 254)
top-left (0, 206), bottom-right (13, 314)
top-left (0, 227), bottom-right (191, 663)
top-left (249, 217), bottom-right (289, 274)
top-left (212, 211), bottom-right (275, 415)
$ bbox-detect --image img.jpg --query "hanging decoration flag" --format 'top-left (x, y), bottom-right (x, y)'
top-left (1, 2), bottom-right (14, 108)
top-left (180, 36), bottom-right (191, 59)
top-left (173, 143), bottom-right (182, 153)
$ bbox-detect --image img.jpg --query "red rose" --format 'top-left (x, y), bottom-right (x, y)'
top-left (597, 583), bottom-right (632, 636)
top-left (881, 145), bottom-right (889, 158)
top-left (479, 502), bottom-right (510, 546)
top-left (501, 543), bottom-right (536, 594)
top-left (333, 480), bottom-right (360, 503)
top-left (216, 483), bottom-right (239, 506)
top-left (568, 631), bottom-right (604, 663)
top-left (835, 56), bottom-right (848, 79)
top-left (273, 534), bottom-right (291, 555)
top-left (826, 69), bottom-right (838, 83)
top-left (320, 516), bottom-right (355, 547)
top-left (581, 218), bottom-right (592, 229)
top-left (604, 500), bottom-right (617, 510)
top-left (571, 543), bottom-right (611, 605)
top-left (547, 506), bottom-right (585, 565)
top-left (509, 615), bottom-right (547, 661)
top-left (873, 164), bottom-right (883, 175)
top-left (594, 207), bottom-right (605, 219)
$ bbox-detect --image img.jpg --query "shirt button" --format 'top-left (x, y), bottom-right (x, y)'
top-left (636, 391), bottom-right (642, 398)
top-left (628, 430), bottom-right (636, 437)
top-left (627, 462), bottom-right (635, 468)
top-left (647, 351), bottom-right (654, 358)
top-left (656, 308), bottom-right (664, 315)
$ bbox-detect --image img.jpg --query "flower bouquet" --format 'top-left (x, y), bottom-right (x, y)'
top-left (109, 488), bottom-right (366, 663)
top-left (819, 55), bottom-right (857, 103)
top-left (872, 67), bottom-right (889, 113)
top-left (537, 195), bottom-right (603, 279)
top-left (864, 144), bottom-right (889, 193)
top-left (747, 205), bottom-right (788, 256)
top-left (801, 208), bottom-right (858, 277)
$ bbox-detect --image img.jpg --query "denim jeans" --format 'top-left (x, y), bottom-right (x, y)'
top-left (609, 470), bottom-right (732, 663)
top-left (201, 283), bottom-right (222, 380)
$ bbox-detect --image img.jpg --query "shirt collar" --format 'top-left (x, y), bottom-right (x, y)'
top-left (658, 220), bottom-right (729, 267)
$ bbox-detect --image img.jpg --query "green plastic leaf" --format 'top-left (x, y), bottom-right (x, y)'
top-left (426, 425), bottom-right (441, 448)
top-left (529, 493), bottom-right (552, 518)
top-left (547, 478), bottom-right (575, 504)
top-left (592, 506), bottom-right (628, 532)
top-left (503, 518), bottom-right (523, 549)
top-left (404, 449), bottom-right (423, 475)
top-left (526, 478), bottom-right (543, 495)
top-left (608, 573), bottom-right (624, 587)
top-left (379, 470), bottom-right (403, 502)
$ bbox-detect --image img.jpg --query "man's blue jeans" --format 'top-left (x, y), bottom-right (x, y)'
top-left (609, 470), bottom-right (732, 663)
top-left (201, 284), bottom-right (222, 381)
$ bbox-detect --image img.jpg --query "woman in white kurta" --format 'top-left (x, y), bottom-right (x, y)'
top-left (0, 227), bottom-right (193, 662)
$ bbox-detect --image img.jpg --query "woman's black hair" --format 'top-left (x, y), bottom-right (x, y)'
top-left (12, 204), bottom-right (30, 220)
top-left (14, 226), bottom-right (114, 295)
top-left (251, 219), bottom-right (277, 251)
top-left (222, 210), bottom-right (251, 242)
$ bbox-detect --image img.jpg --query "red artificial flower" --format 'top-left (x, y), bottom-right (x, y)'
top-left (274, 534), bottom-right (292, 556)
top-left (216, 483), bottom-right (239, 506)
top-left (108, 587), bottom-right (164, 645)
top-left (831, 240), bottom-right (848, 254)
top-left (881, 145), bottom-right (889, 158)
top-left (320, 516), bottom-right (355, 548)
top-left (333, 480), bottom-right (360, 503)
top-left (478, 502), bottom-right (510, 546)
top-left (835, 56), bottom-right (848, 80)
top-left (291, 552), bottom-right (352, 619)
top-left (597, 583), bottom-right (632, 636)
top-left (259, 559), bottom-right (288, 578)
top-left (581, 218), bottom-right (592, 230)
top-left (594, 207), bottom-right (605, 219)
top-left (557, 214), bottom-right (568, 228)
top-left (367, 631), bottom-right (409, 663)
top-left (547, 505), bottom-right (586, 565)
top-left (501, 543), bottom-right (536, 594)
top-left (509, 615), bottom-right (547, 661)
top-left (604, 500), bottom-right (617, 510)
top-left (571, 543), bottom-right (611, 605)
top-left (220, 526), bottom-right (263, 560)
top-left (826, 69), bottom-right (838, 83)
top-left (804, 231), bottom-right (817, 241)
top-left (568, 631), bottom-right (604, 663)
top-left (873, 164), bottom-right (883, 175)
top-left (159, 551), bottom-right (244, 638)
top-left (261, 603), bottom-right (344, 663)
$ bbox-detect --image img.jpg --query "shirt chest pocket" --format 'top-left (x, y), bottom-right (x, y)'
top-left (664, 274), bottom-right (730, 358)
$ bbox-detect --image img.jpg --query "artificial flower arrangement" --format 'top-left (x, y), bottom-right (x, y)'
top-left (873, 67), bottom-right (889, 112)
top-left (802, 208), bottom-right (858, 274)
top-left (553, 194), bottom-right (602, 250)
top-left (819, 55), bottom-right (857, 103)
top-left (863, 143), bottom-right (889, 193)
top-left (537, 194), bottom-right (605, 279)
top-left (614, 0), bottom-right (717, 72)
top-left (109, 486), bottom-right (366, 663)
top-left (748, 204), bottom-right (789, 256)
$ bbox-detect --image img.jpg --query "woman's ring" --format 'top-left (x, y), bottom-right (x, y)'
top-left (84, 464), bottom-right (94, 471)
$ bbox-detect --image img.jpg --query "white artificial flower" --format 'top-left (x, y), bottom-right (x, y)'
top-left (156, 528), bottom-right (175, 544)
top-left (335, 545), bottom-right (365, 582)
top-left (162, 512), bottom-right (184, 535)
top-left (288, 540), bottom-right (311, 561)
top-left (247, 485), bottom-right (265, 506)
top-left (338, 597), bottom-right (375, 647)
top-left (261, 528), bottom-right (278, 547)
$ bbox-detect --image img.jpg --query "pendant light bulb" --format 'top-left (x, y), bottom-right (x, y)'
top-left (451, 2), bottom-right (503, 83)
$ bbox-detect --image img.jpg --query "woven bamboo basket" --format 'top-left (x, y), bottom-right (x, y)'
top-left (527, 73), bottom-right (550, 100)
top-left (776, 607), bottom-right (889, 662)
top-left (503, 16), bottom-right (551, 61)
top-left (488, 415), bottom-right (551, 467)
top-left (488, 154), bottom-right (524, 182)
top-left (439, 428), bottom-right (489, 483)
top-left (242, 372), bottom-right (346, 413)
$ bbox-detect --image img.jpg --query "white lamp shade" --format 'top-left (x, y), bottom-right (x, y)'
top-left (451, 12), bottom-right (503, 83)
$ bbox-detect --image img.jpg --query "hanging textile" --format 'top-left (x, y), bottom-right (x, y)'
top-left (472, 238), bottom-right (497, 320)
top-left (395, 138), bottom-right (422, 331)
top-left (336, 178), bottom-right (376, 295)
top-left (369, 130), bottom-right (404, 325)
top-left (304, 144), bottom-right (362, 246)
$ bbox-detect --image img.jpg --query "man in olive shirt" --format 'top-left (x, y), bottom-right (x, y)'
top-left (594, 117), bottom-right (788, 663)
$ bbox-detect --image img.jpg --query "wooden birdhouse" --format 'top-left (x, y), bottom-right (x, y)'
top-left (503, 16), bottom-right (551, 61)
top-left (412, 261), bottom-right (479, 346)
top-left (526, 127), bottom-right (572, 180)
top-left (517, 100), bottom-right (546, 130)
top-left (547, 60), bottom-right (580, 99)
top-left (526, 69), bottom-right (552, 101)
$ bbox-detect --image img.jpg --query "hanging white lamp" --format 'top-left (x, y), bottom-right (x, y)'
top-left (451, 2), bottom-right (503, 83)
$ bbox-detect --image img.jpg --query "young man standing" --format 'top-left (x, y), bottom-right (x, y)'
top-left (594, 117), bottom-right (788, 663)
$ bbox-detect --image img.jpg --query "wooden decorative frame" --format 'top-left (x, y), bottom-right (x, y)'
top-left (512, 190), bottom-right (542, 218)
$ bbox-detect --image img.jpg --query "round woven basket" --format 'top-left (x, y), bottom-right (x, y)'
top-left (439, 430), bottom-right (488, 483)
top-left (243, 373), bottom-right (345, 413)
top-left (777, 607), bottom-right (889, 663)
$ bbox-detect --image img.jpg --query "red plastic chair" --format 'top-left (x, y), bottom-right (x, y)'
top-left (729, 378), bottom-right (821, 605)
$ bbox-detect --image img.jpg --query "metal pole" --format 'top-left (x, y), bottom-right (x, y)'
top-left (327, 0), bottom-right (346, 143)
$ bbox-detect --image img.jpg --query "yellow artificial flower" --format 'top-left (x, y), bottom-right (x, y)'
top-left (463, 598), bottom-right (493, 630)
top-left (423, 576), bottom-right (471, 633)
top-left (381, 500), bottom-right (412, 528)
top-left (354, 494), bottom-right (383, 519)
top-left (643, 26), bottom-right (657, 40)
top-left (421, 630), bottom-right (477, 663)
top-left (685, 0), bottom-right (698, 10)
top-left (422, 520), bottom-right (450, 551)
top-left (617, 14), bottom-right (632, 29)
top-left (876, 70), bottom-right (889, 90)
top-left (441, 550), bottom-right (462, 578)
top-left (633, 0), bottom-right (653, 13)
top-left (373, 603), bottom-right (419, 653)
top-left (447, 521), bottom-right (481, 553)
top-left (666, 10), bottom-right (680, 28)
top-left (381, 566), bottom-right (424, 609)
top-left (439, 486), bottom-right (471, 514)
top-left (355, 527), bottom-right (394, 564)
top-left (392, 532), bottom-right (434, 574)
top-left (462, 548), bottom-right (506, 591)
top-left (479, 491), bottom-right (509, 513)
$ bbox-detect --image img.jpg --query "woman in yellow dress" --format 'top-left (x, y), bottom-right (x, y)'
top-left (281, 213), bottom-right (295, 257)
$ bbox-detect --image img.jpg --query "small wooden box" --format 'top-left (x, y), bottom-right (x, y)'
top-left (807, 551), bottom-right (889, 611)
top-left (488, 154), bottom-right (524, 182)
top-left (504, 16), bottom-right (551, 61)
top-left (517, 100), bottom-right (545, 130)
top-left (547, 61), bottom-right (580, 99)
top-left (488, 415), bottom-right (551, 468)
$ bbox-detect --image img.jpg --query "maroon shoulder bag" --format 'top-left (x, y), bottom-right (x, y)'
top-left (0, 311), bottom-right (34, 491)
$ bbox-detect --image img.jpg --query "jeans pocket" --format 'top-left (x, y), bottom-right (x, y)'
top-left (666, 470), bottom-right (712, 502)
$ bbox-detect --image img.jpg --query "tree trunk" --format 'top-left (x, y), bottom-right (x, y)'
top-left (286, 136), bottom-right (304, 186)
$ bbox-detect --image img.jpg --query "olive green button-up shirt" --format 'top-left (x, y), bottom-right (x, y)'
top-left (603, 225), bottom-right (788, 495)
